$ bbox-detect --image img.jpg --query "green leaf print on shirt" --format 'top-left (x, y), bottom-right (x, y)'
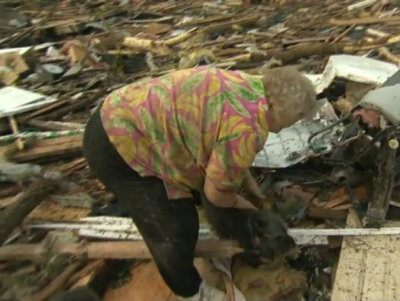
top-left (245, 76), bottom-right (266, 98)
top-left (227, 81), bottom-right (258, 102)
top-left (223, 91), bottom-right (251, 118)
top-left (219, 132), bottom-right (241, 143)
top-left (179, 116), bottom-right (200, 154)
top-left (205, 93), bottom-right (225, 129)
top-left (110, 117), bottom-right (138, 132)
top-left (181, 71), bottom-right (207, 93)
top-left (108, 92), bottom-right (122, 107)
top-left (215, 139), bottom-right (233, 178)
top-left (166, 164), bottom-right (177, 179)
top-left (159, 75), bottom-right (173, 89)
top-left (150, 147), bottom-right (164, 172)
top-left (152, 85), bottom-right (171, 110)
top-left (139, 107), bottom-right (166, 143)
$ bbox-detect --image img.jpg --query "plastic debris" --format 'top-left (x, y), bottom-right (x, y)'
top-left (309, 55), bottom-right (399, 94)
top-left (360, 84), bottom-right (400, 124)
top-left (0, 87), bottom-right (57, 118)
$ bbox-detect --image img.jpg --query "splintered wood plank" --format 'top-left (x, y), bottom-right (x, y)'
top-left (12, 135), bottom-right (83, 163)
top-left (27, 200), bottom-right (90, 222)
top-left (332, 242), bottom-right (365, 299)
top-left (69, 259), bottom-right (105, 289)
top-left (332, 215), bottom-right (400, 301)
top-left (48, 157), bottom-right (87, 176)
top-left (0, 195), bottom-right (18, 209)
top-left (389, 238), bottom-right (400, 298)
top-left (361, 236), bottom-right (389, 300)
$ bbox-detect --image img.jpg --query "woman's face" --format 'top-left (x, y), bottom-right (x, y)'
top-left (267, 96), bottom-right (315, 133)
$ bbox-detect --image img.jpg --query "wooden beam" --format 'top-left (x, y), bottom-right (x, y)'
top-left (0, 240), bottom-right (242, 261)
top-left (11, 135), bottom-right (83, 163)
top-left (0, 179), bottom-right (59, 244)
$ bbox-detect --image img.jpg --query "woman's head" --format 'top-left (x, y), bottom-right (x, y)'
top-left (262, 66), bottom-right (317, 133)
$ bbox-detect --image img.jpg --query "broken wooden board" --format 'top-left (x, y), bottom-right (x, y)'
top-left (30, 216), bottom-right (400, 246)
top-left (27, 200), bottom-right (90, 222)
top-left (332, 211), bottom-right (400, 301)
top-left (11, 134), bottom-right (83, 163)
top-left (38, 15), bottom-right (91, 35)
top-left (68, 259), bottom-right (105, 289)
top-left (0, 240), bottom-right (242, 261)
top-left (48, 157), bottom-right (87, 176)
top-left (0, 195), bottom-right (18, 209)
top-left (0, 179), bottom-right (58, 244)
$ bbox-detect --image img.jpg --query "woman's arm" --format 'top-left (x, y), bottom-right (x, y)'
top-left (203, 176), bottom-right (257, 210)
top-left (242, 169), bottom-right (265, 207)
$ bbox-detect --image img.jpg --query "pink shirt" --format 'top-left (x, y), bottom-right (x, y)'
top-left (101, 66), bottom-right (269, 199)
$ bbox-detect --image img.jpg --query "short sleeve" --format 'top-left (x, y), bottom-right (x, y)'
top-left (205, 131), bottom-right (261, 191)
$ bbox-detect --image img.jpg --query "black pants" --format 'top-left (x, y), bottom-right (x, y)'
top-left (83, 109), bottom-right (259, 297)
top-left (83, 109), bottom-right (201, 297)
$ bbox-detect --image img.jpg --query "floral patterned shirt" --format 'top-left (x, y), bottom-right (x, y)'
top-left (100, 66), bottom-right (269, 199)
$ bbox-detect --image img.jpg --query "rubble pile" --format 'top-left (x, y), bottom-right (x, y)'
top-left (0, 0), bottom-right (400, 300)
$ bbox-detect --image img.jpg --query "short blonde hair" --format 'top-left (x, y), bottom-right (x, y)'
top-left (262, 66), bottom-right (317, 119)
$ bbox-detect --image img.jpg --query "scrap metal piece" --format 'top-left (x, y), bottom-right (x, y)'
top-left (253, 99), bottom-right (340, 168)
top-left (365, 135), bottom-right (398, 227)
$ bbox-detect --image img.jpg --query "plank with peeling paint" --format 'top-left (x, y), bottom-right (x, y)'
top-left (332, 211), bottom-right (400, 301)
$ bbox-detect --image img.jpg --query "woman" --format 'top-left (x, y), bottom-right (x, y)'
top-left (83, 66), bottom-right (317, 299)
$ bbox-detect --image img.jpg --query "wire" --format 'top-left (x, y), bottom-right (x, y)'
top-left (307, 113), bottom-right (351, 151)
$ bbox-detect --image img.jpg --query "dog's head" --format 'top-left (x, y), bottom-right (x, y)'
top-left (249, 210), bottom-right (296, 259)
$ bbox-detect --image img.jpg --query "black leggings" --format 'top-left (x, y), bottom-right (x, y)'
top-left (83, 109), bottom-right (201, 297)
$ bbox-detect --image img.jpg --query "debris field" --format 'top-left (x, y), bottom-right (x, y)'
top-left (0, 0), bottom-right (400, 300)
